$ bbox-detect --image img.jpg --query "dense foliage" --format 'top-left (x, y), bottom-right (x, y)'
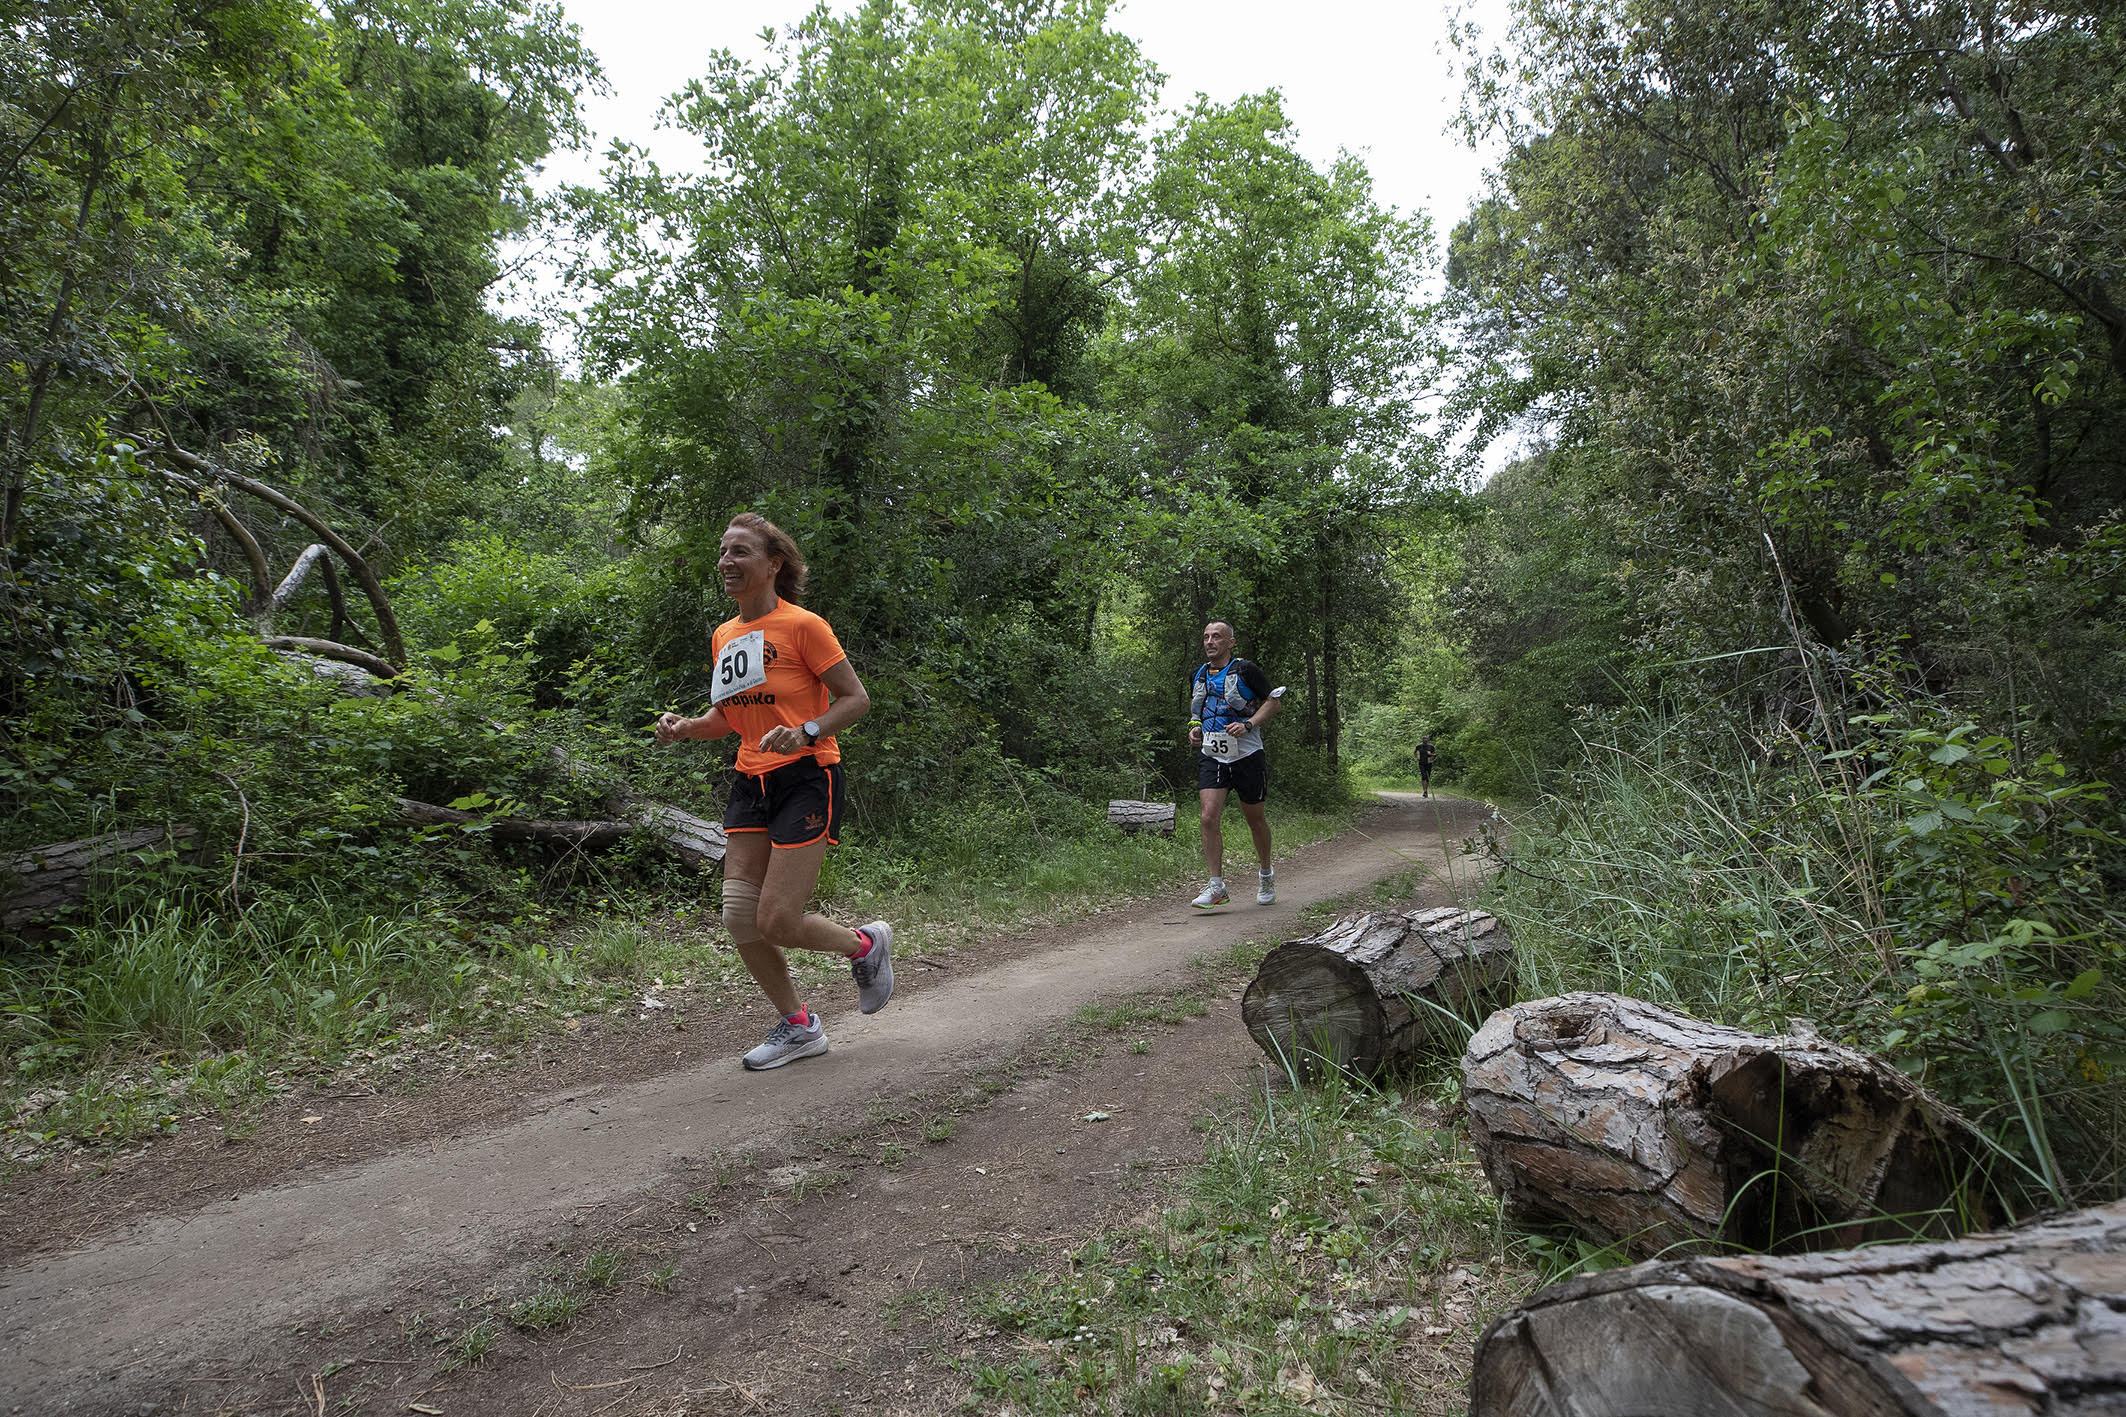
top-left (4, 0), bottom-right (1435, 948)
top-left (1433, 0), bottom-right (2126, 1205)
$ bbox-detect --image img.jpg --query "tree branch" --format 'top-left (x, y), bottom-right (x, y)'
top-left (145, 440), bottom-right (408, 667)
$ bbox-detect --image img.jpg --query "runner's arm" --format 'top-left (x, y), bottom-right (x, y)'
top-left (1242, 690), bottom-right (1284, 733)
top-left (1232, 664), bottom-right (1282, 736)
top-left (755, 659), bottom-right (870, 755)
top-left (655, 706), bottom-right (732, 745)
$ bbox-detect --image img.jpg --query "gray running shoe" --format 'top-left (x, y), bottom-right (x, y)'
top-left (742, 1012), bottom-right (828, 1071)
top-left (1257, 869), bottom-right (1276, 905)
top-left (851, 921), bottom-right (895, 1014)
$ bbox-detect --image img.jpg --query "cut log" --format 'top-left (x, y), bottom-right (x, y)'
top-left (626, 801), bottom-right (727, 870)
top-left (1471, 1198), bottom-right (2126, 1417)
top-left (1, 827), bottom-right (200, 931)
top-left (1461, 993), bottom-right (1988, 1260)
top-left (397, 799), bottom-right (725, 867)
top-left (1241, 906), bottom-right (1513, 1075)
top-left (1107, 800), bottom-right (1176, 835)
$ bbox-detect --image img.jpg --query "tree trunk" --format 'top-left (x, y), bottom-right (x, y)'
top-left (1107, 800), bottom-right (1176, 835)
top-left (264, 636), bottom-right (399, 680)
top-left (1470, 1197), bottom-right (2126, 1417)
top-left (1461, 993), bottom-right (1989, 1261)
top-left (1320, 562), bottom-right (1340, 774)
top-left (397, 799), bottom-right (725, 870)
top-left (1241, 906), bottom-right (1512, 1075)
top-left (1, 827), bottom-right (199, 932)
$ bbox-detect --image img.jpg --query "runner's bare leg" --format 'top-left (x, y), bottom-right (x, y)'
top-left (723, 834), bottom-right (855, 1018)
top-left (1199, 785), bottom-right (1229, 879)
top-left (1239, 798), bottom-right (1273, 871)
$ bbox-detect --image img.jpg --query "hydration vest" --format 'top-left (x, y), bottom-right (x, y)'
top-left (1191, 659), bottom-right (1260, 735)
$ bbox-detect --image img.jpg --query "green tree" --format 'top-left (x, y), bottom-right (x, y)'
top-left (1111, 93), bottom-right (1441, 776)
top-left (572, 0), bottom-right (1158, 802)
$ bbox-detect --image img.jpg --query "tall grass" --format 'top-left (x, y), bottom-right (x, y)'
top-left (3, 897), bottom-right (470, 1063)
top-left (1488, 706), bottom-right (2126, 1211)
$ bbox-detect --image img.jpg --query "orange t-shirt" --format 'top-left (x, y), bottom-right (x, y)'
top-left (709, 600), bottom-right (848, 774)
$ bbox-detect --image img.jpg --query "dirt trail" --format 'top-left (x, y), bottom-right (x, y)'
top-left (0, 794), bottom-right (1487, 1414)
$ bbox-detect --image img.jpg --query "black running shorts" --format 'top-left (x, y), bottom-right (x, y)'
top-left (1197, 751), bottom-right (1268, 805)
top-left (725, 757), bottom-right (845, 849)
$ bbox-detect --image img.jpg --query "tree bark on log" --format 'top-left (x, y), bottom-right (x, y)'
top-left (1470, 1198), bottom-right (2126, 1417)
top-left (397, 799), bottom-right (725, 868)
top-left (1241, 906), bottom-right (1513, 1075)
top-left (1107, 800), bottom-right (1176, 835)
top-left (264, 636), bottom-right (399, 680)
top-left (1462, 993), bottom-right (1989, 1260)
top-left (1, 827), bottom-right (200, 931)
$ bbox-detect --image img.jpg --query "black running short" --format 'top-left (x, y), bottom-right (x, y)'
top-left (725, 757), bottom-right (845, 849)
top-left (1197, 751), bottom-right (1268, 805)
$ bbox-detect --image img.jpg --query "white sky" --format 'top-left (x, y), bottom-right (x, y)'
top-left (535, 0), bottom-right (1505, 234)
top-left (518, 0), bottom-right (1521, 469)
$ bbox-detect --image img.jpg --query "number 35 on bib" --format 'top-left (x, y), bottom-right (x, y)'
top-left (712, 629), bottom-right (768, 703)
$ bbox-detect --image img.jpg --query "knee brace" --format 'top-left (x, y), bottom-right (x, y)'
top-left (721, 878), bottom-right (764, 947)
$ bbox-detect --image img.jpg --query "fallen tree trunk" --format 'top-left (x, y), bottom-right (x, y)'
top-left (263, 636), bottom-right (399, 680)
top-left (1, 827), bottom-right (200, 931)
top-left (1462, 993), bottom-right (1988, 1260)
top-left (398, 799), bottom-right (725, 868)
top-left (1241, 906), bottom-right (1512, 1075)
top-left (1471, 1197), bottom-right (2126, 1417)
top-left (1107, 800), bottom-right (1176, 835)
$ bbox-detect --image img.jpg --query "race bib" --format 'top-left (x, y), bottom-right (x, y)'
top-left (711, 629), bottom-right (767, 703)
top-left (1203, 730), bottom-right (1239, 760)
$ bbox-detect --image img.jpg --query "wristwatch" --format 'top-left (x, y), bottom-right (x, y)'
top-left (802, 720), bottom-right (822, 746)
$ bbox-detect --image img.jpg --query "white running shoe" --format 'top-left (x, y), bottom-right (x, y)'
top-left (742, 1012), bottom-right (828, 1071)
top-left (851, 921), bottom-right (894, 1014)
top-left (1258, 870), bottom-right (1276, 905)
top-left (1191, 881), bottom-right (1230, 909)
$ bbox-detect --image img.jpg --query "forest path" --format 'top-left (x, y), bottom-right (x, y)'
top-left (1, 793), bottom-right (1489, 1415)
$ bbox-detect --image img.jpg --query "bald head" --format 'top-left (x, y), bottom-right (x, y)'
top-left (1202, 621), bottom-right (1235, 664)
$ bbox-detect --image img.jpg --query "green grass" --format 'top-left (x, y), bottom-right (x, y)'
top-left (507, 1282), bottom-right (581, 1331)
top-left (956, 1060), bottom-right (1539, 1416)
top-left (2, 798), bottom-right (1360, 1163)
top-left (582, 1247), bottom-right (624, 1287)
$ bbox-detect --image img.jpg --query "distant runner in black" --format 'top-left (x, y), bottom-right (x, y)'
top-left (1416, 734), bottom-right (1437, 798)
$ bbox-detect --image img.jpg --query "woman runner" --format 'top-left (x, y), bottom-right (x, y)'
top-left (655, 513), bottom-right (894, 1070)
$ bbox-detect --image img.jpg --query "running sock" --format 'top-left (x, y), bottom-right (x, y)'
top-left (1209, 877), bottom-right (1226, 890)
top-left (847, 926), bottom-right (873, 959)
top-left (786, 1009), bottom-right (812, 1027)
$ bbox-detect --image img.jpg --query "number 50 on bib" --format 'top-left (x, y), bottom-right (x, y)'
top-left (712, 629), bottom-right (768, 703)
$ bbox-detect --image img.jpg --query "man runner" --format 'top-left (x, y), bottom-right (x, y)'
top-left (1187, 621), bottom-right (1285, 908)
top-left (1416, 733), bottom-right (1437, 798)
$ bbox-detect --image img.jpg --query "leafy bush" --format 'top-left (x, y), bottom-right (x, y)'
top-left (1489, 702), bottom-right (2125, 1211)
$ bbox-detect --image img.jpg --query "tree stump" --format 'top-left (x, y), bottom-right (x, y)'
top-left (1241, 906), bottom-right (1513, 1075)
top-left (1107, 800), bottom-right (1176, 835)
top-left (1461, 993), bottom-right (1987, 1260)
top-left (1, 827), bottom-right (200, 932)
top-left (1471, 1198), bottom-right (2126, 1417)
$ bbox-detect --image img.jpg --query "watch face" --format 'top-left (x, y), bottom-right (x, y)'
top-left (803, 721), bottom-right (821, 738)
